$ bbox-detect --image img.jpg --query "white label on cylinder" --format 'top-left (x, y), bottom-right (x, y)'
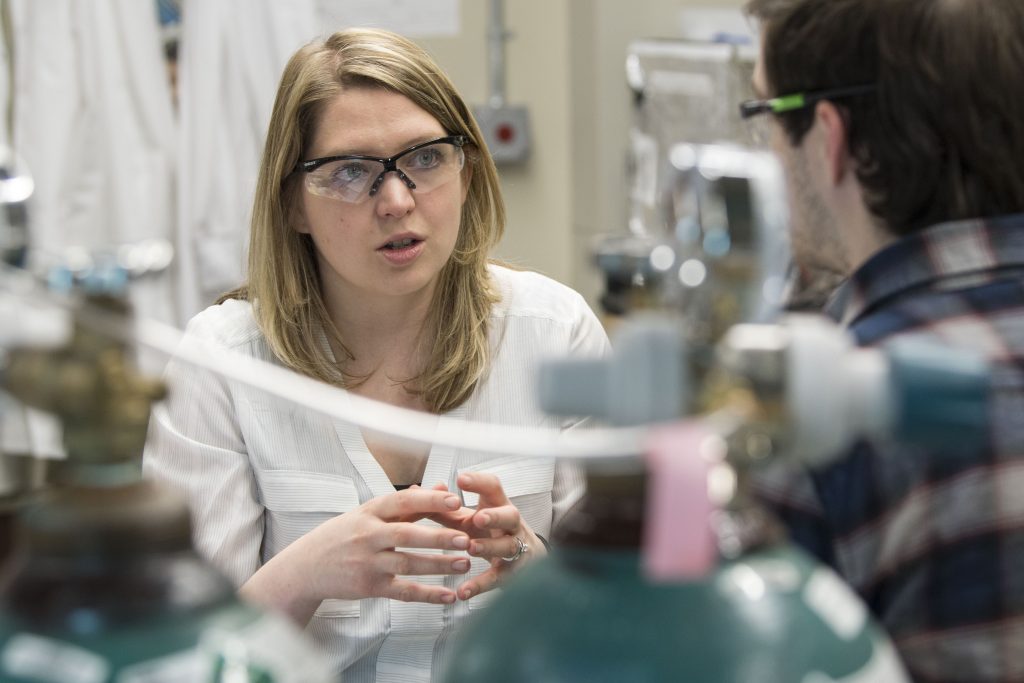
top-left (803, 568), bottom-right (868, 640)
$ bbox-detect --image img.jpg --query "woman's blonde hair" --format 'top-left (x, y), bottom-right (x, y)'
top-left (227, 28), bottom-right (505, 413)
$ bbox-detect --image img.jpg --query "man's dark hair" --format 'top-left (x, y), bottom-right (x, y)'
top-left (746, 0), bottom-right (1024, 235)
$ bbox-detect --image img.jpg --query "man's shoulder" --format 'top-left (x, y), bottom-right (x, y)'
top-left (852, 275), bottom-right (1024, 353)
top-left (835, 215), bottom-right (1024, 335)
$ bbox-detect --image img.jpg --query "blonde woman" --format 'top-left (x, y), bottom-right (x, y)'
top-left (143, 28), bottom-right (609, 680)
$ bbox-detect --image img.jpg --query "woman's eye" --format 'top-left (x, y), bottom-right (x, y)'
top-left (332, 163), bottom-right (369, 183)
top-left (410, 149), bottom-right (441, 168)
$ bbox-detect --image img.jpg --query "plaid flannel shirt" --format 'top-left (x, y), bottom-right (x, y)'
top-left (756, 215), bottom-right (1024, 682)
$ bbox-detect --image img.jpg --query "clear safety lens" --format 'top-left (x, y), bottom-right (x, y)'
top-left (305, 141), bottom-right (466, 204)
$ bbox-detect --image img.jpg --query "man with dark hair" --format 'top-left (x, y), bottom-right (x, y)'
top-left (743, 0), bottom-right (1024, 680)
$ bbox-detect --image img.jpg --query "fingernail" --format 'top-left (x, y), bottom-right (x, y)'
top-left (444, 495), bottom-right (460, 510)
top-left (452, 535), bottom-right (470, 550)
top-left (460, 473), bottom-right (472, 484)
top-left (479, 513), bottom-right (492, 525)
top-left (441, 592), bottom-right (456, 604)
top-left (469, 542), bottom-right (481, 555)
top-left (453, 559), bottom-right (470, 572)
top-left (461, 588), bottom-right (474, 600)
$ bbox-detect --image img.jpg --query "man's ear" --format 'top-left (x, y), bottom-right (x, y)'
top-left (815, 101), bottom-right (851, 186)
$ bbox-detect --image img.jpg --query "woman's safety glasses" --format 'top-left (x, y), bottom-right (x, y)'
top-left (296, 135), bottom-right (467, 204)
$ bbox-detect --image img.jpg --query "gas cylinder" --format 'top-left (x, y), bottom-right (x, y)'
top-left (0, 478), bottom-right (336, 683)
top-left (441, 315), bottom-right (930, 681)
top-left (0, 280), bottom-right (336, 682)
top-left (441, 470), bottom-right (907, 683)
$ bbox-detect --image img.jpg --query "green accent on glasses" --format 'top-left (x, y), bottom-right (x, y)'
top-left (739, 84), bottom-right (876, 120)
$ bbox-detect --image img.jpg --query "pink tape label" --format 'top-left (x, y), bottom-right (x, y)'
top-left (642, 421), bottom-right (717, 582)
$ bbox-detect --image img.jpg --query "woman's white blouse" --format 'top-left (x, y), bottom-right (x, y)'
top-left (142, 265), bottom-right (611, 681)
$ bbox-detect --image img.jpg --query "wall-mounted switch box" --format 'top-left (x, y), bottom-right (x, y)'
top-left (473, 104), bottom-right (531, 165)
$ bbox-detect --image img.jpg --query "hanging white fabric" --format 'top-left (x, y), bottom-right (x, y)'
top-left (175, 0), bottom-right (315, 321)
top-left (10, 0), bottom-right (177, 325)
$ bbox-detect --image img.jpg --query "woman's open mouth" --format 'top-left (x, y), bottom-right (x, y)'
top-left (377, 236), bottom-right (425, 265)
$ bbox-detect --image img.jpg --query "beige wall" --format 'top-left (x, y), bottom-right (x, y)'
top-left (418, 0), bottom-right (746, 305)
top-left (418, 0), bottom-right (574, 283)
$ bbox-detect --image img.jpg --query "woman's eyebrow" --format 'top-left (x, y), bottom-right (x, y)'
top-left (319, 134), bottom-right (445, 159)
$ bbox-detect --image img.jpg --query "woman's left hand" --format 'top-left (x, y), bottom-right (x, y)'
top-left (429, 472), bottom-right (546, 601)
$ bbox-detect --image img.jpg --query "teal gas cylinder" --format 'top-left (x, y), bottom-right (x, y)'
top-left (441, 472), bottom-right (908, 683)
top-left (0, 480), bottom-right (335, 683)
top-left (443, 544), bottom-right (904, 682)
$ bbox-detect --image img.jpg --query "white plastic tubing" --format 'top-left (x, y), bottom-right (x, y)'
top-left (135, 317), bottom-right (648, 460)
top-left (1, 265), bottom-right (648, 461)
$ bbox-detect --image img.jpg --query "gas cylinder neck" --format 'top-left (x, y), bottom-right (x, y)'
top-left (552, 471), bottom-right (647, 548)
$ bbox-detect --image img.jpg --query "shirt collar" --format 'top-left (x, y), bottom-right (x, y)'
top-left (825, 214), bottom-right (1024, 326)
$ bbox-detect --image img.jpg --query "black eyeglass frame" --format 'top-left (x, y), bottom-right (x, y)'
top-left (738, 84), bottom-right (877, 120)
top-left (295, 135), bottom-right (468, 197)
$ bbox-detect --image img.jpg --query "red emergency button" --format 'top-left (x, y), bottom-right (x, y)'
top-left (496, 123), bottom-right (516, 144)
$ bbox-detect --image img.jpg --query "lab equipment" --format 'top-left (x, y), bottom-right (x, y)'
top-left (0, 262), bottom-right (335, 683)
top-left (439, 310), bottom-right (991, 681)
top-left (0, 153), bottom-right (333, 682)
top-left (440, 144), bottom-right (986, 682)
top-left (626, 39), bottom-right (757, 237)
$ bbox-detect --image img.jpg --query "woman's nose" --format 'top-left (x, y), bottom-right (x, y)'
top-left (374, 172), bottom-right (415, 218)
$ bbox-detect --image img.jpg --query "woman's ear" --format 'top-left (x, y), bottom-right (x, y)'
top-left (287, 186), bottom-right (311, 234)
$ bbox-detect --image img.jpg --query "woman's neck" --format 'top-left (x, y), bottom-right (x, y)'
top-left (322, 281), bottom-right (435, 376)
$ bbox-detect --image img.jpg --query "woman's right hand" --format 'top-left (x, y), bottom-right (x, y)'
top-left (239, 488), bottom-right (472, 625)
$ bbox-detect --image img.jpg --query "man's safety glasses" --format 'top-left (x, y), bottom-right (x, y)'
top-left (296, 135), bottom-right (467, 204)
top-left (738, 84), bottom-right (877, 120)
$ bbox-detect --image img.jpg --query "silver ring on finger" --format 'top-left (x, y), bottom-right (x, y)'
top-left (501, 535), bottom-right (529, 563)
